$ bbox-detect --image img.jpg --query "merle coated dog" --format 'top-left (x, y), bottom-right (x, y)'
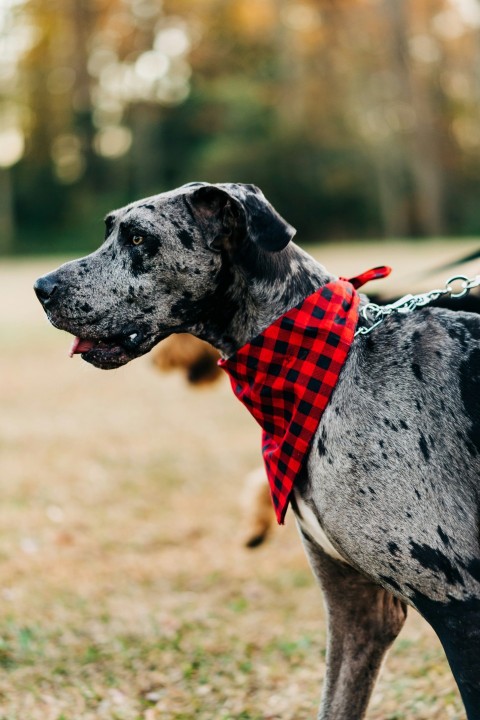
top-left (34, 183), bottom-right (480, 719)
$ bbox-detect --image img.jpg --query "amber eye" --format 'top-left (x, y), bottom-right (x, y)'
top-left (131, 235), bottom-right (144, 246)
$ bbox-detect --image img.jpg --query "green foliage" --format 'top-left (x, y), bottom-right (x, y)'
top-left (2, 0), bottom-right (480, 255)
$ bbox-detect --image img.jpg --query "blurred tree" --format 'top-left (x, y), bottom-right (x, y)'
top-left (0, 0), bottom-right (479, 254)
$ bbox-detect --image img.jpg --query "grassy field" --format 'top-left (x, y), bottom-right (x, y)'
top-left (1, 241), bottom-right (477, 720)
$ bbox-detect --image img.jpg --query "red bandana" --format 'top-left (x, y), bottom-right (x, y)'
top-left (219, 266), bottom-right (391, 524)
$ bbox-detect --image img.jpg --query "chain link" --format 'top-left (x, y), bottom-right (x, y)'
top-left (355, 274), bottom-right (480, 337)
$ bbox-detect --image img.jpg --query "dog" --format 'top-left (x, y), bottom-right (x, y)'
top-left (152, 332), bottom-right (223, 385)
top-left (34, 182), bottom-right (480, 719)
top-left (151, 282), bottom-right (480, 550)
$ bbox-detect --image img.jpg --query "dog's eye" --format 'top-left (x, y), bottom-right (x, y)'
top-left (131, 236), bottom-right (144, 246)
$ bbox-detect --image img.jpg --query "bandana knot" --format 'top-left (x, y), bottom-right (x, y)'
top-left (219, 266), bottom-right (390, 524)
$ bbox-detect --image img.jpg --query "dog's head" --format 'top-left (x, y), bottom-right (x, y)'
top-left (34, 182), bottom-right (296, 369)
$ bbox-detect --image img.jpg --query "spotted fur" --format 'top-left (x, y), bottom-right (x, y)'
top-left (35, 182), bottom-right (480, 719)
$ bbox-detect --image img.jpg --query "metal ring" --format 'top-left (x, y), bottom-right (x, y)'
top-left (446, 275), bottom-right (469, 299)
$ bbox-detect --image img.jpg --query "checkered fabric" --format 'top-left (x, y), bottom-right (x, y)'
top-left (219, 266), bottom-right (391, 524)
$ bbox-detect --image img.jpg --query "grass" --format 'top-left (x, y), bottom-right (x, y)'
top-left (0, 244), bottom-right (475, 719)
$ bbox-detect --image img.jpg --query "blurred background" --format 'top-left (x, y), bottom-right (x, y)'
top-left (0, 2), bottom-right (478, 717)
top-left (0, 0), bottom-right (480, 256)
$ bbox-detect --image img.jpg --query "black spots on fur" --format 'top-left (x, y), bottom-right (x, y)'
top-left (448, 324), bottom-right (469, 351)
top-left (466, 559), bottom-right (480, 584)
top-left (138, 203), bottom-right (155, 211)
top-left (460, 314), bottom-right (480, 341)
top-left (125, 285), bottom-right (136, 305)
top-left (380, 575), bottom-right (402, 593)
top-left (366, 335), bottom-right (375, 352)
top-left (143, 236), bottom-right (162, 259)
top-left (415, 399), bottom-right (422, 412)
top-left (419, 432), bottom-right (430, 462)
top-left (178, 229), bottom-right (193, 249)
top-left (168, 256), bottom-right (240, 342)
top-left (406, 511), bottom-right (412, 519)
top-left (383, 418), bottom-right (398, 432)
top-left (77, 260), bottom-right (91, 277)
top-left (437, 526), bottom-right (451, 547)
top-left (382, 451), bottom-right (388, 460)
top-left (130, 250), bottom-right (147, 277)
top-left (379, 439), bottom-right (384, 448)
top-left (358, 488), bottom-right (366, 495)
top-left (412, 362), bottom-right (424, 382)
top-left (459, 348), bottom-right (480, 455)
top-left (399, 419), bottom-right (408, 430)
top-left (362, 460), bottom-right (381, 473)
top-left (409, 541), bottom-right (464, 586)
top-left (317, 428), bottom-right (327, 456)
top-left (171, 291), bottom-right (193, 316)
top-left (80, 302), bottom-right (92, 313)
top-left (388, 541), bottom-right (400, 556)
top-left (414, 488), bottom-right (421, 499)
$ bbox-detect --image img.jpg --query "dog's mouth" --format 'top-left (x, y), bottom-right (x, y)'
top-left (68, 330), bottom-right (154, 369)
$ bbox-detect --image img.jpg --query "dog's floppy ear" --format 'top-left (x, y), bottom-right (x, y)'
top-left (186, 182), bottom-right (296, 252)
top-left (186, 184), bottom-right (241, 252)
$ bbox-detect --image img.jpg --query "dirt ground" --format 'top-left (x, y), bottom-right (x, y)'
top-left (1, 240), bottom-right (477, 720)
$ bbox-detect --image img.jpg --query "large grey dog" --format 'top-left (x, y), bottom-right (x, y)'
top-left (34, 183), bottom-right (480, 719)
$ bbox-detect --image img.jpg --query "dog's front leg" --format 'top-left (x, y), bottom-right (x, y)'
top-left (301, 535), bottom-right (407, 720)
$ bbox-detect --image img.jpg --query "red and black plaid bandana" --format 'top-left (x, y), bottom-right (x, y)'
top-left (219, 266), bottom-right (391, 524)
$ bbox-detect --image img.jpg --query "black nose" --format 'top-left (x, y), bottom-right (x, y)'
top-left (34, 274), bottom-right (58, 306)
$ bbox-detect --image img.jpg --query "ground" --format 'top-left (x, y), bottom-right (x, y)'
top-left (0, 240), bottom-right (477, 720)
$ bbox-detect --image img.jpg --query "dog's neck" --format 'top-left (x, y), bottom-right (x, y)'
top-left (193, 242), bottom-right (333, 357)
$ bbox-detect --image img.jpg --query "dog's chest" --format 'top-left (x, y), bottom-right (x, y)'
top-left (292, 490), bottom-right (349, 564)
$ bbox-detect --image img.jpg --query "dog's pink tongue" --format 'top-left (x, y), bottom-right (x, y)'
top-left (69, 337), bottom-right (95, 358)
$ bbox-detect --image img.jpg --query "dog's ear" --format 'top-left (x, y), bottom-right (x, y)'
top-left (186, 185), bottom-right (242, 252)
top-left (186, 183), bottom-right (296, 252)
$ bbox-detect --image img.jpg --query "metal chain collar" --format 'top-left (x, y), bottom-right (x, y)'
top-left (355, 274), bottom-right (480, 337)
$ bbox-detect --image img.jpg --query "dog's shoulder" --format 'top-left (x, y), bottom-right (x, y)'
top-left (329, 306), bottom-right (480, 458)
top-left (355, 306), bottom-right (480, 374)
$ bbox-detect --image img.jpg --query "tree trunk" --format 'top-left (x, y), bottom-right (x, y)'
top-left (0, 168), bottom-right (15, 255)
top-left (382, 0), bottom-right (446, 236)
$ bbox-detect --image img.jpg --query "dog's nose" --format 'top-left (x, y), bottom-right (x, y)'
top-left (34, 274), bottom-right (58, 306)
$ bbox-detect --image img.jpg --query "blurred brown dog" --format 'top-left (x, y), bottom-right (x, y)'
top-left (151, 333), bottom-right (223, 385)
top-left (152, 334), bottom-right (274, 547)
